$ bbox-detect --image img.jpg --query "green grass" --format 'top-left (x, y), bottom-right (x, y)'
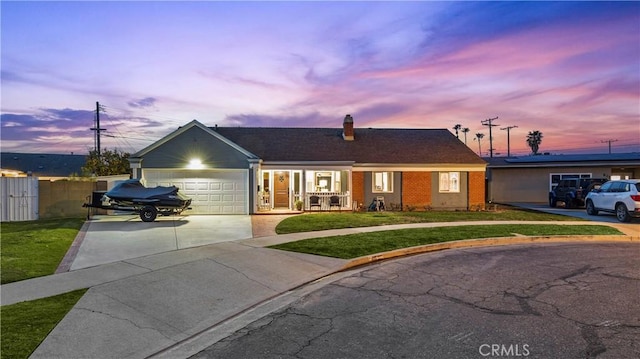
top-left (1, 217), bottom-right (85, 284)
top-left (1, 289), bottom-right (87, 359)
top-left (275, 208), bottom-right (581, 234)
top-left (270, 224), bottom-right (622, 259)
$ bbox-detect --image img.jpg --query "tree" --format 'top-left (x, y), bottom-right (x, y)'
top-left (526, 130), bottom-right (544, 155)
top-left (452, 124), bottom-right (462, 139)
top-left (474, 133), bottom-right (485, 156)
top-left (461, 127), bottom-right (470, 145)
top-left (82, 148), bottom-right (131, 176)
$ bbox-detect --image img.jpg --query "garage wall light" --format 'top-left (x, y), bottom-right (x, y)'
top-left (188, 158), bottom-right (204, 169)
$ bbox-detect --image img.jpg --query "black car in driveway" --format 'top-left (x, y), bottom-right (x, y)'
top-left (549, 178), bottom-right (606, 209)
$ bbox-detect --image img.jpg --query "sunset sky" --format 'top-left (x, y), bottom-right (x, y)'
top-left (2, 1), bottom-right (639, 157)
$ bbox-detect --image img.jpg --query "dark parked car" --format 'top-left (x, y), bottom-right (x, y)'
top-left (549, 178), bottom-right (606, 208)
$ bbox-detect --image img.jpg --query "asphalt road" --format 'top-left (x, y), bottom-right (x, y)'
top-left (191, 242), bottom-right (640, 359)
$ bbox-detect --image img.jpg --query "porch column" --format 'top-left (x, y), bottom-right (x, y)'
top-left (301, 170), bottom-right (307, 210)
top-left (249, 159), bottom-right (261, 214)
top-left (348, 170), bottom-right (353, 210)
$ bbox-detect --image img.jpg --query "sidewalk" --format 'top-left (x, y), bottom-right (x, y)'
top-left (1, 220), bottom-right (637, 359)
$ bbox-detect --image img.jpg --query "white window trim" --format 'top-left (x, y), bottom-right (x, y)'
top-left (439, 172), bottom-right (460, 193)
top-left (372, 172), bottom-right (393, 193)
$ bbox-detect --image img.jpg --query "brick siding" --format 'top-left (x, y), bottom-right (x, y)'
top-left (352, 172), bottom-right (365, 208)
top-left (402, 172), bottom-right (431, 209)
top-left (468, 171), bottom-right (486, 210)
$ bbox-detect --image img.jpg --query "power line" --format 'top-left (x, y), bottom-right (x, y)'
top-left (89, 101), bottom-right (107, 155)
top-left (97, 104), bottom-right (175, 153)
top-left (100, 104), bottom-right (187, 127)
top-left (104, 115), bottom-right (137, 153)
top-left (102, 134), bottom-right (155, 142)
top-left (500, 125), bottom-right (518, 157)
top-left (600, 139), bottom-right (618, 154)
top-left (481, 116), bottom-right (499, 158)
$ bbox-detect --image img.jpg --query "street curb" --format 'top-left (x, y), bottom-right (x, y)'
top-left (341, 235), bottom-right (638, 271)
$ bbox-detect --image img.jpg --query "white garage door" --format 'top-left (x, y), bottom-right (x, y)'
top-left (142, 169), bottom-right (248, 214)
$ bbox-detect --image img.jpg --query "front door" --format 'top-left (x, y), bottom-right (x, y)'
top-left (274, 171), bottom-right (290, 208)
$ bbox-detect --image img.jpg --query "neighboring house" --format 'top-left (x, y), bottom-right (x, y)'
top-left (0, 153), bottom-right (107, 221)
top-left (129, 117), bottom-right (487, 215)
top-left (1, 152), bottom-right (86, 179)
top-left (485, 153), bottom-right (640, 204)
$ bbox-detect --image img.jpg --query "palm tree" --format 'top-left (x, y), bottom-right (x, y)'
top-left (474, 133), bottom-right (485, 156)
top-left (526, 130), bottom-right (543, 155)
top-left (461, 127), bottom-right (470, 145)
top-left (452, 124), bottom-right (462, 139)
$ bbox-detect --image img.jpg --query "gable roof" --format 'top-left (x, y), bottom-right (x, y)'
top-left (1, 152), bottom-right (86, 176)
top-left (214, 127), bottom-right (485, 165)
top-left (131, 120), bottom-right (258, 159)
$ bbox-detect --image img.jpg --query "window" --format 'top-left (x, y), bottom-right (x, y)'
top-left (373, 172), bottom-right (393, 192)
top-left (439, 172), bottom-right (460, 193)
top-left (611, 182), bottom-right (629, 192)
top-left (599, 182), bottom-right (613, 192)
top-left (549, 173), bottom-right (592, 191)
top-left (304, 170), bottom-right (350, 193)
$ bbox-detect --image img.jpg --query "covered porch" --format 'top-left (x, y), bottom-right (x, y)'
top-left (256, 165), bottom-right (352, 212)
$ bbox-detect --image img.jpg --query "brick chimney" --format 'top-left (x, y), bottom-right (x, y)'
top-left (342, 114), bottom-right (354, 141)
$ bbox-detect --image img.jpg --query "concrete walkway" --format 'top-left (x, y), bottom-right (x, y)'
top-left (1, 220), bottom-right (637, 359)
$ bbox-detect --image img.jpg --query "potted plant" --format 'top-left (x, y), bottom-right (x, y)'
top-left (295, 200), bottom-right (303, 211)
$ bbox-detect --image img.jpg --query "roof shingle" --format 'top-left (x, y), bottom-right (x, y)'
top-left (214, 127), bottom-right (485, 165)
top-left (0, 152), bottom-right (86, 176)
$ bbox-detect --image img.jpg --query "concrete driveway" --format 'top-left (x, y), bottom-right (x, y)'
top-left (67, 214), bottom-right (253, 271)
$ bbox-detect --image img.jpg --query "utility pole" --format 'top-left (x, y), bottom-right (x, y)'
top-left (90, 101), bottom-right (107, 155)
top-left (481, 116), bottom-right (499, 158)
top-left (500, 125), bottom-right (518, 157)
top-left (601, 139), bottom-right (618, 154)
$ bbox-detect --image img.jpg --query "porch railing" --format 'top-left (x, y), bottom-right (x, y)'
top-left (292, 192), bottom-right (302, 210)
top-left (258, 191), bottom-right (351, 211)
top-left (304, 192), bottom-right (350, 211)
top-left (257, 191), bottom-right (270, 211)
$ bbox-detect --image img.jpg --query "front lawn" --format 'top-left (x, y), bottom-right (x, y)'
top-left (275, 208), bottom-right (580, 234)
top-left (0, 289), bottom-right (87, 359)
top-left (269, 224), bottom-right (622, 259)
top-left (1, 218), bottom-right (87, 359)
top-left (1, 217), bottom-right (85, 284)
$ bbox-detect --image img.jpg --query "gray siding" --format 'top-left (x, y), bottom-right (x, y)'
top-left (140, 126), bottom-right (251, 169)
top-left (363, 172), bottom-right (402, 208)
top-left (431, 172), bottom-right (468, 210)
top-left (488, 166), bottom-right (613, 203)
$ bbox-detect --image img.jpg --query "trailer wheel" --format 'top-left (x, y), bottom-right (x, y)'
top-left (140, 205), bottom-right (158, 222)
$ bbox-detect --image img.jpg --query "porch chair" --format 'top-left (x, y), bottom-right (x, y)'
top-left (309, 195), bottom-right (321, 211)
top-left (329, 195), bottom-right (341, 210)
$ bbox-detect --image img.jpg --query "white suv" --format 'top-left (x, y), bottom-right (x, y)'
top-left (585, 179), bottom-right (640, 222)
